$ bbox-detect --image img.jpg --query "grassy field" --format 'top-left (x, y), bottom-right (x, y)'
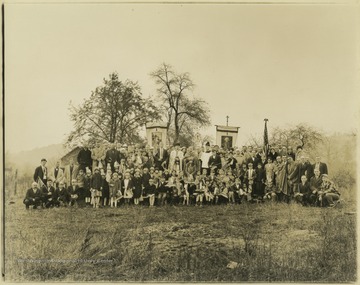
top-left (4, 187), bottom-right (357, 282)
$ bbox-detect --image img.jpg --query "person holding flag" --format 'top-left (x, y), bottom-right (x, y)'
top-left (33, 158), bottom-right (48, 186)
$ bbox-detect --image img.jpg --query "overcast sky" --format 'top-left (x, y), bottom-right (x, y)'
top-left (5, 2), bottom-right (359, 152)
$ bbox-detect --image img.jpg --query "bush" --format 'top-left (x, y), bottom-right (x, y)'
top-left (332, 168), bottom-right (356, 189)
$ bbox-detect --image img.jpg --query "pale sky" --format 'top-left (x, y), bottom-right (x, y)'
top-left (5, 3), bottom-right (359, 152)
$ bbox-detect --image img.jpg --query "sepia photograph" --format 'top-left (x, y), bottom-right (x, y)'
top-left (3, 0), bottom-right (358, 282)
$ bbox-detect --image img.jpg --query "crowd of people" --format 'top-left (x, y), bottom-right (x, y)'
top-left (24, 141), bottom-right (341, 209)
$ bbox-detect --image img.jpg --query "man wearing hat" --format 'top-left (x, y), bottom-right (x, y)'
top-left (33, 158), bottom-right (48, 186)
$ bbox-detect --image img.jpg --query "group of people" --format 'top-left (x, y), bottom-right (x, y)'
top-left (23, 141), bottom-right (341, 209)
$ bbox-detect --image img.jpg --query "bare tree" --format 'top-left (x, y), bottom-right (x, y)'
top-left (270, 124), bottom-right (324, 149)
top-left (150, 63), bottom-right (211, 145)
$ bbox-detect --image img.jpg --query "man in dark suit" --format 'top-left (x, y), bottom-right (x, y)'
top-left (33, 158), bottom-right (48, 185)
top-left (105, 143), bottom-right (122, 172)
top-left (289, 156), bottom-right (310, 194)
top-left (55, 182), bottom-right (70, 206)
top-left (77, 145), bottom-right (92, 172)
top-left (23, 182), bottom-right (43, 209)
top-left (247, 150), bottom-right (260, 168)
top-left (208, 148), bottom-right (222, 173)
top-left (154, 142), bottom-right (168, 170)
top-left (312, 156), bottom-right (328, 175)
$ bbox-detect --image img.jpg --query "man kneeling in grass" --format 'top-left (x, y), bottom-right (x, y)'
top-left (294, 175), bottom-right (312, 206)
top-left (23, 182), bottom-right (42, 209)
top-left (319, 174), bottom-right (341, 208)
top-left (55, 182), bottom-right (70, 207)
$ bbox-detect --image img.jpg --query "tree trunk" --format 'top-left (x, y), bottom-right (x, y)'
top-left (174, 114), bottom-right (180, 144)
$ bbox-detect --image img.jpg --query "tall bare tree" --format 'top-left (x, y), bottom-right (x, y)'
top-left (150, 63), bottom-right (211, 145)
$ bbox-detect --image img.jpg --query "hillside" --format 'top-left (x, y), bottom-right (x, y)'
top-left (6, 144), bottom-right (68, 174)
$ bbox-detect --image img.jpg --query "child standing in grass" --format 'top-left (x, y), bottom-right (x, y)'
top-left (109, 172), bottom-right (122, 208)
top-left (84, 168), bottom-right (92, 206)
top-left (100, 170), bottom-right (109, 207)
top-left (232, 178), bottom-right (244, 204)
top-left (76, 169), bottom-right (86, 207)
top-left (91, 167), bottom-right (102, 208)
top-left (68, 179), bottom-right (79, 207)
top-left (133, 169), bottom-right (143, 205)
top-left (144, 178), bottom-right (156, 207)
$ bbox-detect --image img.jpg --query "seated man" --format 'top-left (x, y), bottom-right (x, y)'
top-left (157, 176), bottom-right (168, 206)
top-left (55, 182), bottom-right (70, 206)
top-left (44, 179), bottom-right (57, 208)
top-left (263, 180), bottom-right (277, 202)
top-left (310, 169), bottom-right (323, 206)
top-left (68, 179), bottom-right (79, 207)
top-left (294, 175), bottom-right (312, 206)
top-left (23, 182), bottom-right (42, 209)
top-left (320, 174), bottom-right (340, 207)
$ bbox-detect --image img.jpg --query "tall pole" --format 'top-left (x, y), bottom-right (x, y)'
top-left (226, 116), bottom-right (229, 126)
top-left (263, 119), bottom-right (269, 158)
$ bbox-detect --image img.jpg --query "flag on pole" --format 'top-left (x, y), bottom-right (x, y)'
top-left (263, 119), bottom-right (269, 158)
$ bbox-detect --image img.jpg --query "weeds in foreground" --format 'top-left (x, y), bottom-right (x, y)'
top-left (5, 196), bottom-right (357, 282)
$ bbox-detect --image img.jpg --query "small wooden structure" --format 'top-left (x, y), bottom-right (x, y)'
top-left (60, 146), bottom-right (81, 166)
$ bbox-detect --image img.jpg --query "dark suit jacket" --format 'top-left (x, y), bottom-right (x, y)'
top-left (246, 156), bottom-right (260, 168)
top-left (105, 148), bottom-right (121, 165)
top-left (33, 166), bottom-right (48, 183)
top-left (154, 148), bottom-right (169, 168)
top-left (312, 162), bottom-right (328, 175)
top-left (268, 151), bottom-right (278, 162)
top-left (208, 154), bottom-right (222, 171)
top-left (25, 188), bottom-right (42, 199)
top-left (77, 148), bottom-right (92, 166)
top-left (298, 182), bottom-right (311, 195)
top-left (54, 187), bottom-right (70, 201)
top-left (289, 162), bottom-right (309, 183)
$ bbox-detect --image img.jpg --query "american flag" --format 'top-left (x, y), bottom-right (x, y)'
top-left (263, 119), bottom-right (269, 158)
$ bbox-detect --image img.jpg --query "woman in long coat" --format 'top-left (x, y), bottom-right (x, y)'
top-left (276, 158), bottom-right (291, 202)
top-left (132, 170), bottom-right (143, 205)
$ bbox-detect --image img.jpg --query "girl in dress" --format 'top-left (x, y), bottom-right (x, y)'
top-left (123, 171), bottom-right (134, 205)
top-left (132, 170), bottom-right (143, 205)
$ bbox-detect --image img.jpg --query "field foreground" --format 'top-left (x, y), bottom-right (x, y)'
top-left (5, 191), bottom-right (357, 282)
